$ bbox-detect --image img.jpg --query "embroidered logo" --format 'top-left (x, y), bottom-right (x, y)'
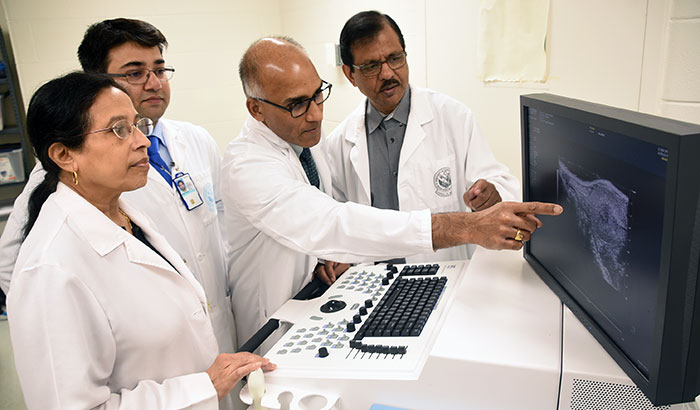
top-left (433, 167), bottom-right (452, 197)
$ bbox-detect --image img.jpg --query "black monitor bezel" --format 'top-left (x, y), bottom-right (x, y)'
top-left (520, 93), bottom-right (700, 405)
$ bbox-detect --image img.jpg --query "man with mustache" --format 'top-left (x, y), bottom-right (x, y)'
top-left (326, 10), bottom-right (520, 263)
top-left (222, 36), bottom-right (561, 349)
top-left (0, 18), bottom-right (238, 367)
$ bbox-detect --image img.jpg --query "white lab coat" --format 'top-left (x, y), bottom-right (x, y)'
top-left (221, 116), bottom-right (434, 346)
top-left (326, 86), bottom-right (521, 262)
top-left (0, 118), bottom-right (236, 355)
top-left (8, 182), bottom-right (220, 410)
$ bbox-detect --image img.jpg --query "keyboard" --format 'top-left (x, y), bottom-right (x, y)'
top-left (264, 260), bottom-right (467, 380)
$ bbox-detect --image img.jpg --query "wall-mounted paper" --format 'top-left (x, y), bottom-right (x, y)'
top-left (478, 0), bottom-right (550, 82)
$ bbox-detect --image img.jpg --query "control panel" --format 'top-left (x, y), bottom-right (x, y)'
top-left (264, 261), bottom-right (467, 380)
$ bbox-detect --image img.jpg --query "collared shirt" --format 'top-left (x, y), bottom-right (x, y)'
top-left (290, 143), bottom-right (325, 192)
top-left (365, 87), bottom-right (411, 210)
top-left (151, 120), bottom-right (174, 169)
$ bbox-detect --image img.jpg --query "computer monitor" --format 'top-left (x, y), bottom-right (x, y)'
top-left (520, 93), bottom-right (700, 406)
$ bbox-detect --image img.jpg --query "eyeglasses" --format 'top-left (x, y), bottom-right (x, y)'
top-left (106, 67), bottom-right (175, 85)
top-left (81, 117), bottom-right (154, 140)
top-left (352, 52), bottom-right (407, 77)
top-left (254, 80), bottom-right (332, 118)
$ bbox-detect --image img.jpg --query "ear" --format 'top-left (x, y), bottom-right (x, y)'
top-left (246, 97), bottom-right (265, 122)
top-left (342, 65), bottom-right (358, 87)
top-left (48, 142), bottom-right (78, 173)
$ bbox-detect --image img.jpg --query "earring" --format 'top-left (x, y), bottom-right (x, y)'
top-left (73, 171), bottom-right (79, 186)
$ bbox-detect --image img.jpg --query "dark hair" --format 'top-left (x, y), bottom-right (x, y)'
top-left (339, 10), bottom-right (405, 69)
top-left (23, 71), bottom-right (126, 238)
top-left (77, 18), bottom-right (168, 73)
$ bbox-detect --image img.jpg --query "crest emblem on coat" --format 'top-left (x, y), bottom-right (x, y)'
top-left (433, 167), bottom-right (452, 197)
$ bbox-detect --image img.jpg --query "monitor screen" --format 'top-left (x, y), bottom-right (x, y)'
top-left (521, 93), bottom-right (700, 405)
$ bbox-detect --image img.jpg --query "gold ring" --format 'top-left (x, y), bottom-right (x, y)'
top-left (514, 229), bottom-right (524, 242)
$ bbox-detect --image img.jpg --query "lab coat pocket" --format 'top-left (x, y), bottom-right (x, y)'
top-left (408, 156), bottom-right (457, 212)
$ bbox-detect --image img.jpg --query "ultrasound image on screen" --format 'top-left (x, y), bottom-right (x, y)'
top-left (557, 159), bottom-right (631, 294)
top-left (526, 108), bottom-right (667, 377)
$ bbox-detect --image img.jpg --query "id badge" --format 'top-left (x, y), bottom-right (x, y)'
top-left (174, 172), bottom-right (203, 211)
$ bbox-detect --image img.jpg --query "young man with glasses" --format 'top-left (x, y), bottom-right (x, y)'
top-left (222, 37), bottom-right (561, 349)
top-left (0, 19), bottom-right (238, 372)
top-left (326, 10), bottom-right (521, 263)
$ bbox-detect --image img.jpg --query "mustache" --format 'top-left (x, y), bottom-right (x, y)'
top-left (379, 79), bottom-right (400, 92)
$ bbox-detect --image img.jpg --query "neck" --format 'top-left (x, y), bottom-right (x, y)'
top-left (59, 174), bottom-right (122, 221)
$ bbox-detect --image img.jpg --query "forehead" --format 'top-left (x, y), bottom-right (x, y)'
top-left (106, 42), bottom-right (164, 71)
top-left (89, 87), bottom-right (136, 121)
top-left (261, 57), bottom-right (322, 103)
top-left (352, 25), bottom-right (403, 62)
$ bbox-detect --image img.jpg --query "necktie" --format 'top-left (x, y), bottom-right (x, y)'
top-left (299, 148), bottom-right (319, 188)
top-left (147, 136), bottom-right (173, 186)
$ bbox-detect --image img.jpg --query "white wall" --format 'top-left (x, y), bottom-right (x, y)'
top-left (426, 0), bottom-right (651, 180)
top-left (0, 0), bottom-right (282, 152)
top-left (1, 0), bottom-right (699, 179)
top-left (282, 0), bottom-right (700, 181)
top-left (279, 1), bottom-right (428, 134)
top-left (657, 0), bottom-right (700, 121)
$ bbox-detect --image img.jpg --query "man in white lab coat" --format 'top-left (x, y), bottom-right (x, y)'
top-left (222, 37), bottom-right (561, 348)
top-left (326, 10), bottom-right (521, 263)
top-left (0, 19), bottom-right (237, 358)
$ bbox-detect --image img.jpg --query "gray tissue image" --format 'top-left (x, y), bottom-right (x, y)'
top-left (558, 159), bottom-right (631, 293)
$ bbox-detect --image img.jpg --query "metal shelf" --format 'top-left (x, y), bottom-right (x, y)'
top-left (0, 127), bottom-right (20, 136)
top-left (0, 24), bottom-right (32, 207)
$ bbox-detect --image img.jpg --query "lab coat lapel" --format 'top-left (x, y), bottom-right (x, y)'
top-left (119, 199), bottom-right (209, 305)
top-left (55, 183), bottom-right (133, 257)
top-left (57, 185), bottom-right (183, 277)
top-left (399, 88), bottom-right (432, 169)
top-left (160, 119), bottom-right (187, 172)
top-left (347, 102), bottom-right (372, 203)
top-left (311, 135), bottom-right (332, 195)
top-left (249, 116), bottom-right (310, 184)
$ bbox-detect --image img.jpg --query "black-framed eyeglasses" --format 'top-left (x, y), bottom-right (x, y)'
top-left (106, 67), bottom-right (175, 85)
top-left (352, 52), bottom-right (407, 77)
top-left (254, 80), bottom-right (332, 118)
top-left (80, 117), bottom-right (154, 140)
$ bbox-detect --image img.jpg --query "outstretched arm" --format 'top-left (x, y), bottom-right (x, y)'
top-left (432, 201), bottom-right (563, 251)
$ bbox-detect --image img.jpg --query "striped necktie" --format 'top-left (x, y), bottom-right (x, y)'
top-left (299, 148), bottom-right (319, 188)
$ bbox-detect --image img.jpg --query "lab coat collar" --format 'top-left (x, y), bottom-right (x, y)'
top-left (243, 115), bottom-right (332, 194)
top-left (244, 115), bottom-right (296, 152)
top-left (159, 118), bottom-right (188, 173)
top-left (52, 183), bottom-right (181, 275)
top-left (398, 86), bottom-right (433, 169)
top-left (343, 86), bottom-right (434, 202)
top-left (53, 182), bottom-right (132, 257)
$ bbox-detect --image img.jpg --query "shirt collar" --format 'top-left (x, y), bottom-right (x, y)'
top-left (289, 143), bottom-right (304, 157)
top-left (365, 86), bottom-right (411, 133)
top-left (150, 119), bottom-right (166, 146)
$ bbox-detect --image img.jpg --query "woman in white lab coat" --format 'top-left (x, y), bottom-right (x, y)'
top-left (7, 72), bottom-right (274, 410)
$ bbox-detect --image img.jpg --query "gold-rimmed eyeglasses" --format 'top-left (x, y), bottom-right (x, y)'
top-left (79, 117), bottom-right (154, 140)
top-left (352, 52), bottom-right (407, 77)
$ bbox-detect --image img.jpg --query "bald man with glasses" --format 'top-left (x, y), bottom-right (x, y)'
top-left (222, 36), bottom-right (561, 350)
